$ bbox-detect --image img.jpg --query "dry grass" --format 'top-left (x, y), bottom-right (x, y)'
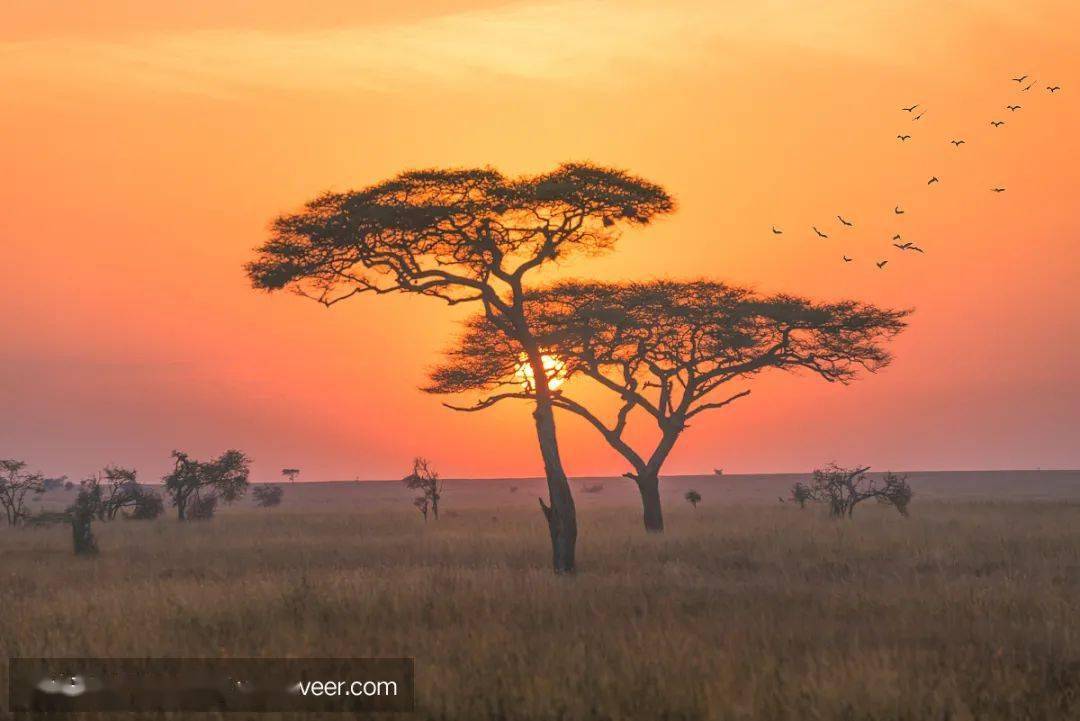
top-left (2, 474), bottom-right (1079, 720)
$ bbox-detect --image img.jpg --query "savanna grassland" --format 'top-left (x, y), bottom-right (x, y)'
top-left (2, 472), bottom-right (1079, 721)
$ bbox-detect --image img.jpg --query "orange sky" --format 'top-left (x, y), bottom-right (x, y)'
top-left (2, 1), bottom-right (1078, 482)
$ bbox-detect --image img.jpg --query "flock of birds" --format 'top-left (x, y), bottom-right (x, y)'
top-left (771, 74), bottom-right (1062, 268)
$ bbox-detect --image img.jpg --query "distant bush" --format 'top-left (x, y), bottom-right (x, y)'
top-left (581, 482), bottom-right (604, 494)
top-left (791, 482), bottom-right (812, 509)
top-left (41, 476), bottom-right (68, 492)
top-left (253, 484), bottom-right (284, 508)
top-left (793, 464), bottom-right (913, 518)
top-left (684, 489), bottom-right (702, 508)
top-left (128, 490), bottom-right (165, 520)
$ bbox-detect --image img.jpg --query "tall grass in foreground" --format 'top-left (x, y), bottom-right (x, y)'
top-left (2, 501), bottom-right (1078, 720)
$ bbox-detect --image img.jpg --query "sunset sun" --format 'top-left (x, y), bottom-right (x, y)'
top-left (514, 353), bottom-right (566, 391)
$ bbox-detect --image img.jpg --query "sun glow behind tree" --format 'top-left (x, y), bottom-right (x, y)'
top-left (514, 353), bottom-right (566, 391)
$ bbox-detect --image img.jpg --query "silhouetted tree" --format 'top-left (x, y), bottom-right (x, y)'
top-left (253, 484), bottom-right (284, 508)
top-left (403, 457), bottom-right (443, 521)
top-left (281, 468), bottom-right (300, 484)
top-left (0, 459), bottom-right (45, 526)
top-left (428, 280), bottom-right (909, 533)
top-left (246, 164), bottom-right (674, 573)
top-left (684, 489), bottom-right (702, 508)
top-left (82, 466), bottom-right (161, 521)
top-left (163, 450), bottom-right (250, 521)
top-left (794, 464), bottom-right (913, 518)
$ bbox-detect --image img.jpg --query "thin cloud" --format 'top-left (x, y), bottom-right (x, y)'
top-left (0, 0), bottom-right (1052, 97)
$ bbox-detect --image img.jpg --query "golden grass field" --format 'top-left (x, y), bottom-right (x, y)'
top-left (2, 471), bottom-right (1079, 720)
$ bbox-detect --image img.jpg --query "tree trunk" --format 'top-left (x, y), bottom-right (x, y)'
top-left (532, 394), bottom-right (577, 575)
top-left (635, 473), bottom-right (664, 533)
top-left (71, 510), bottom-right (98, 556)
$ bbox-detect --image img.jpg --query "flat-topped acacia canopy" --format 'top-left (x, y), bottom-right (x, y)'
top-left (427, 279), bottom-right (910, 532)
top-left (246, 163), bottom-right (674, 309)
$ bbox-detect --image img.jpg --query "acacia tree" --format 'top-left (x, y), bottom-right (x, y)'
top-left (281, 468), bottom-right (300, 483)
top-left (428, 280), bottom-right (909, 532)
top-left (403, 457), bottom-right (443, 521)
top-left (163, 450), bottom-right (250, 521)
top-left (246, 164), bottom-right (674, 573)
top-left (82, 466), bottom-right (162, 521)
top-left (792, 464), bottom-right (913, 518)
top-left (0, 459), bottom-right (45, 526)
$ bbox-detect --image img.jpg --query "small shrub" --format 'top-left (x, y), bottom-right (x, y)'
top-left (128, 490), bottom-right (165, 520)
top-left (684, 489), bottom-right (702, 508)
top-left (791, 482), bottom-right (811, 509)
top-left (253, 484), bottom-right (284, 508)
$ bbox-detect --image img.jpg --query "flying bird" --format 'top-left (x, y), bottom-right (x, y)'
top-left (928, 176), bottom-right (940, 185)
top-left (812, 226), bottom-right (829, 238)
top-left (876, 260), bottom-right (889, 269)
top-left (893, 242), bottom-right (923, 252)
top-left (950, 139), bottom-right (965, 147)
top-left (1012, 75), bottom-right (1027, 83)
top-left (842, 255), bottom-right (853, 263)
top-left (991, 187), bottom-right (1006, 192)
top-left (894, 205), bottom-right (905, 215)
top-left (897, 134), bottom-right (911, 141)
top-left (902, 104), bottom-right (919, 112)
top-left (771, 226), bottom-right (783, 234)
top-left (991, 120), bottom-right (1005, 127)
top-left (892, 234), bottom-right (902, 240)
top-left (837, 215), bottom-right (854, 227)
top-left (913, 112), bottom-right (924, 120)
top-left (1047, 86), bottom-right (1061, 93)
top-left (1023, 82), bottom-right (1036, 91)
top-left (1007, 105), bottom-right (1021, 111)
